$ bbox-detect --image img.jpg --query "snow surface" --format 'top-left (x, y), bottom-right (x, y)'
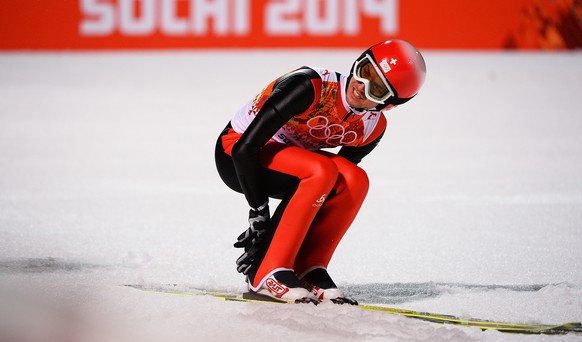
top-left (0, 50), bottom-right (581, 341)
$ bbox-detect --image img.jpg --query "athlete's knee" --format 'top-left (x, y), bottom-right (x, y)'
top-left (304, 154), bottom-right (339, 183)
top-left (342, 164), bottom-right (370, 198)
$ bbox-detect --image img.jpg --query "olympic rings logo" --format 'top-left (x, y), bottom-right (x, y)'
top-left (307, 116), bottom-right (357, 145)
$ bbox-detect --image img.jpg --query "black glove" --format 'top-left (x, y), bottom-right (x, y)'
top-left (234, 205), bottom-right (270, 275)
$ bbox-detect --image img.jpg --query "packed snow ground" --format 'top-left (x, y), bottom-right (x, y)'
top-left (0, 50), bottom-right (581, 341)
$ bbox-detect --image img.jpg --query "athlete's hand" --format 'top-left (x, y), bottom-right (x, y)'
top-left (234, 205), bottom-right (270, 248)
top-left (234, 205), bottom-right (270, 275)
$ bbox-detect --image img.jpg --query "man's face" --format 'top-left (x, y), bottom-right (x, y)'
top-left (346, 76), bottom-right (379, 109)
top-left (346, 77), bottom-right (378, 109)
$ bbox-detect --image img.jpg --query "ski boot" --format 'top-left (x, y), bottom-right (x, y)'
top-left (248, 270), bottom-right (319, 304)
top-left (300, 267), bottom-right (358, 305)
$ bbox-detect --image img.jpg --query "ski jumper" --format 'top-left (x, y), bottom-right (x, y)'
top-left (215, 66), bottom-right (387, 291)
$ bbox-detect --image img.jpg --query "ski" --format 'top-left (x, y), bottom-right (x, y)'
top-left (124, 284), bottom-right (582, 335)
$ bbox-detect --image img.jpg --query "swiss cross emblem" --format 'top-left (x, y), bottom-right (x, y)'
top-left (390, 58), bottom-right (398, 65)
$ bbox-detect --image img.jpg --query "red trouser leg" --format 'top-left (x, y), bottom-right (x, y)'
top-left (250, 142), bottom-right (340, 290)
top-left (294, 153), bottom-right (370, 277)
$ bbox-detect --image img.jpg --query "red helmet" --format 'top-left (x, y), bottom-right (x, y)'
top-left (351, 39), bottom-right (426, 109)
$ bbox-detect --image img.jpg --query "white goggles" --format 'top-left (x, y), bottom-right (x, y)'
top-left (352, 54), bottom-right (395, 104)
